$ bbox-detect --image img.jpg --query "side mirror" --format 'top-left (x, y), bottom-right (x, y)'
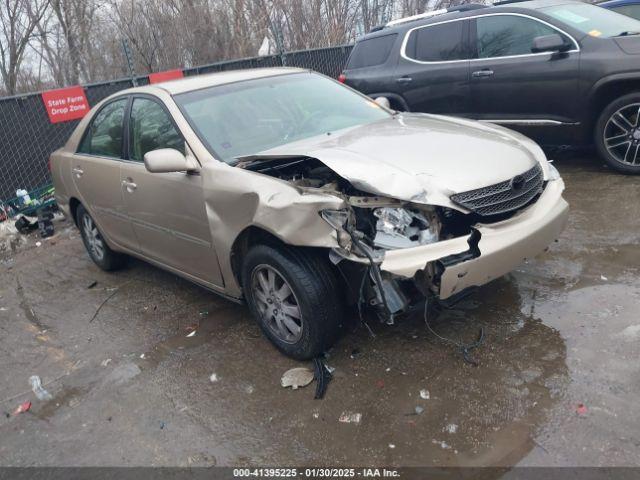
top-left (144, 148), bottom-right (199, 173)
top-left (531, 34), bottom-right (571, 53)
top-left (374, 96), bottom-right (391, 109)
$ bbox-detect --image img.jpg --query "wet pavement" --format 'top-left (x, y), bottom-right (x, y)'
top-left (0, 152), bottom-right (639, 468)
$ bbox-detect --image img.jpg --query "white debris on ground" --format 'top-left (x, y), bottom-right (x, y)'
top-left (420, 389), bottom-right (430, 400)
top-left (444, 423), bottom-right (458, 434)
top-left (281, 367), bottom-right (314, 390)
top-left (339, 412), bottom-right (362, 424)
top-left (209, 373), bottom-right (219, 382)
top-left (101, 358), bottom-right (112, 367)
top-left (0, 221), bottom-right (27, 256)
top-left (432, 439), bottom-right (452, 450)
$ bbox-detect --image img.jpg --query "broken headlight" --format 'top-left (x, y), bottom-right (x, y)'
top-left (373, 207), bottom-right (439, 250)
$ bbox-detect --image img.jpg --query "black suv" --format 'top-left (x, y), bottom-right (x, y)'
top-left (341, 0), bottom-right (640, 174)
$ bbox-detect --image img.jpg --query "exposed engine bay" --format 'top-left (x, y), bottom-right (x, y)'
top-left (239, 155), bottom-right (479, 323)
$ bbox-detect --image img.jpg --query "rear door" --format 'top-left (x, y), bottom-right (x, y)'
top-left (120, 95), bottom-right (223, 287)
top-left (469, 13), bottom-right (580, 132)
top-left (72, 97), bottom-right (137, 250)
top-left (392, 19), bottom-right (473, 115)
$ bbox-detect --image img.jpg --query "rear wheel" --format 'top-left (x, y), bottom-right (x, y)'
top-left (77, 204), bottom-right (126, 271)
top-left (241, 244), bottom-right (343, 360)
top-left (595, 93), bottom-right (640, 174)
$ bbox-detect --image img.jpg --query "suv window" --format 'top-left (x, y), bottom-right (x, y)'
top-left (78, 98), bottom-right (127, 158)
top-left (476, 15), bottom-right (569, 58)
top-left (611, 4), bottom-right (640, 21)
top-left (542, 2), bottom-right (640, 37)
top-left (129, 97), bottom-right (184, 162)
top-left (406, 21), bottom-right (468, 61)
top-left (348, 34), bottom-right (397, 69)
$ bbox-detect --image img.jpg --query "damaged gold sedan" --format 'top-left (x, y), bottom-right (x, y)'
top-left (51, 68), bottom-right (569, 359)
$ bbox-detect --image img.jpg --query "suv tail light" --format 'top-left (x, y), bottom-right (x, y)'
top-left (338, 73), bottom-right (346, 83)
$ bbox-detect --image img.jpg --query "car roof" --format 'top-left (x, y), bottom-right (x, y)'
top-left (358, 0), bottom-right (584, 40)
top-left (597, 0), bottom-right (640, 6)
top-left (114, 67), bottom-right (308, 97)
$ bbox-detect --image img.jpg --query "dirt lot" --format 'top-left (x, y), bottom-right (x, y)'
top-left (0, 152), bottom-right (639, 468)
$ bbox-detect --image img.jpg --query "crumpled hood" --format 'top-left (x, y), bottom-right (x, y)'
top-left (249, 113), bottom-right (547, 205)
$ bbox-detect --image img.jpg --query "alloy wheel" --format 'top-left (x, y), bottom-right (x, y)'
top-left (604, 103), bottom-right (640, 166)
top-left (82, 214), bottom-right (105, 261)
top-left (250, 264), bottom-right (303, 344)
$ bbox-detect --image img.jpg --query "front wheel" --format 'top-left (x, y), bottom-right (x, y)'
top-left (595, 93), bottom-right (640, 174)
top-left (241, 244), bottom-right (344, 360)
top-left (77, 204), bottom-right (126, 271)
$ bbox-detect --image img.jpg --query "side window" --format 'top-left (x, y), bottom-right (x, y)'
top-left (78, 98), bottom-right (127, 158)
top-left (476, 15), bottom-right (569, 58)
top-left (129, 97), bottom-right (184, 162)
top-left (406, 21), bottom-right (468, 61)
top-left (347, 34), bottom-right (397, 69)
top-left (612, 4), bottom-right (640, 21)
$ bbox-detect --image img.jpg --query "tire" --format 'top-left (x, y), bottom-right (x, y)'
top-left (76, 204), bottom-right (126, 271)
top-left (241, 244), bottom-right (344, 360)
top-left (595, 93), bottom-right (640, 174)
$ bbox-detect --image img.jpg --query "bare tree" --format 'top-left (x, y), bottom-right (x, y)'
top-left (0, 0), bottom-right (49, 94)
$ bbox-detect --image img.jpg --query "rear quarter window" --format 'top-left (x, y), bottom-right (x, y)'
top-left (405, 21), bottom-right (468, 62)
top-left (347, 33), bottom-right (397, 69)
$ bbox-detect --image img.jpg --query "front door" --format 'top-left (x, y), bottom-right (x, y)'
top-left (120, 96), bottom-right (223, 287)
top-left (392, 19), bottom-right (473, 116)
top-left (469, 13), bottom-right (580, 140)
top-left (72, 97), bottom-right (138, 250)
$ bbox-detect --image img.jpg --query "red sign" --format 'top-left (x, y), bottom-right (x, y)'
top-left (148, 69), bottom-right (184, 84)
top-left (41, 86), bottom-right (90, 124)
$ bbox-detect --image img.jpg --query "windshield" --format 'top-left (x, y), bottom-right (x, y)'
top-left (541, 2), bottom-right (640, 38)
top-left (175, 72), bottom-right (391, 163)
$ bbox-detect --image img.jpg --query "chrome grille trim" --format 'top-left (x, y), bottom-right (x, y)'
top-left (450, 163), bottom-right (544, 217)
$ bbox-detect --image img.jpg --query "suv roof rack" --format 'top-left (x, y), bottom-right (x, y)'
top-left (381, 3), bottom-right (487, 29)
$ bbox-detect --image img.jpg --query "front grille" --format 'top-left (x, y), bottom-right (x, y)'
top-left (450, 163), bottom-right (544, 217)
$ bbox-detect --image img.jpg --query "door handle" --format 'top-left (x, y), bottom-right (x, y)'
top-left (122, 179), bottom-right (137, 192)
top-left (72, 167), bottom-right (84, 178)
top-left (472, 69), bottom-right (494, 78)
top-left (395, 76), bottom-right (413, 84)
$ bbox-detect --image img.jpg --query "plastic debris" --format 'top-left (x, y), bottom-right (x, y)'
top-left (29, 375), bottom-right (53, 401)
top-left (444, 423), bottom-right (458, 433)
top-left (600, 275), bottom-right (608, 281)
top-left (420, 389), bottom-right (430, 400)
top-left (281, 367), bottom-right (314, 390)
top-left (35, 241), bottom-right (42, 247)
top-left (101, 358), bottom-right (112, 367)
top-left (339, 412), bottom-right (362, 424)
top-left (415, 406), bottom-right (424, 415)
top-left (388, 444), bottom-right (396, 449)
top-left (140, 353), bottom-right (145, 359)
top-left (186, 330), bottom-right (196, 338)
top-left (13, 401), bottom-right (31, 415)
top-left (313, 358), bottom-right (332, 399)
top-left (576, 403), bottom-right (588, 415)
top-left (209, 373), bottom-right (218, 383)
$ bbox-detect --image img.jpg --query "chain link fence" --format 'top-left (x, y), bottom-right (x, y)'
top-left (0, 44), bottom-right (353, 202)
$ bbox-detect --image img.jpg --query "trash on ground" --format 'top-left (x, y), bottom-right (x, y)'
top-left (415, 406), bottom-right (424, 415)
top-left (576, 403), bottom-right (588, 415)
top-left (14, 215), bottom-right (38, 234)
top-left (339, 412), bottom-right (362, 424)
top-left (209, 373), bottom-right (218, 383)
top-left (87, 281), bottom-right (98, 289)
top-left (432, 439), bottom-right (451, 450)
top-left (13, 401), bottom-right (31, 415)
top-left (29, 375), bottom-right (53, 401)
top-left (281, 367), bottom-right (314, 390)
top-left (444, 423), bottom-right (458, 433)
top-left (313, 357), bottom-right (332, 399)
top-left (600, 275), bottom-right (608, 281)
top-left (159, 420), bottom-right (166, 430)
top-left (186, 330), bottom-right (196, 338)
top-left (140, 353), bottom-right (145, 359)
top-left (420, 389), bottom-right (430, 400)
top-left (35, 241), bottom-right (42, 247)
top-left (388, 443), bottom-right (396, 449)
top-left (101, 358), bottom-right (112, 367)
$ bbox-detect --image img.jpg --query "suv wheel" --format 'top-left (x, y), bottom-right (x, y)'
top-left (595, 93), bottom-right (640, 174)
top-left (241, 244), bottom-right (343, 360)
top-left (77, 204), bottom-right (126, 271)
